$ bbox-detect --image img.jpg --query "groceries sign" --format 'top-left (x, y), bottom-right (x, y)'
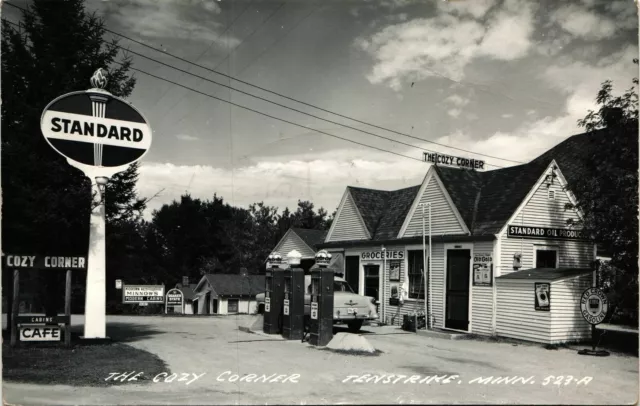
top-left (40, 72), bottom-right (152, 168)
top-left (507, 225), bottom-right (589, 240)
top-left (361, 250), bottom-right (404, 261)
top-left (123, 285), bottom-right (165, 304)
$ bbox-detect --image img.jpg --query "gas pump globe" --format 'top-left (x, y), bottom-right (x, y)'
top-left (264, 251), bottom-right (285, 334)
top-left (282, 250), bottom-right (304, 340)
top-left (309, 250), bottom-right (334, 346)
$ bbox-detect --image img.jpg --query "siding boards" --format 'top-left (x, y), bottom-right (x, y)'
top-left (275, 231), bottom-right (316, 259)
top-left (550, 275), bottom-right (592, 343)
top-left (499, 174), bottom-right (594, 276)
top-left (496, 279), bottom-right (552, 343)
top-left (402, 175), bottom-right (466, 238)
top-left (471, 240), bottom-right (494, 335)
top-left (327, 192), bottom-right (369, 242)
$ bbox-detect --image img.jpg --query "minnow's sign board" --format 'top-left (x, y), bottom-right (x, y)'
top-left (40, 90), bottom-right (152, 167)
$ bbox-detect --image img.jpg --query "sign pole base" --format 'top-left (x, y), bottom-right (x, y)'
top-left (577, 325), bottom-right (610, 356)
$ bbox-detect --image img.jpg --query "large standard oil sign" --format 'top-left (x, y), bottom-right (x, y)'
top-left (40, 89), bottom-right (152, 167)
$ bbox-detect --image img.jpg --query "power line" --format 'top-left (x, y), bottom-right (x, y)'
top-left (2, 1), bottom-right (522, 164)
top-left (2, 18), bottom-right (506, 169)
top-left (148, 0), bottom-right (256, 111)
top-left (117, 62), bottom-right (428, 164)
top-left (3, 14), bottom-right (449, 160)
top-left (157, 2), bottom-right (286, 123)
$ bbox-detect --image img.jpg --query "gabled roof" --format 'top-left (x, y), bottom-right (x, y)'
top-left (318, 130), bottom-right (603, 244)
top-left (291, 228), bottom-right (328, 251)
top-left (202, 274), bottom-right (265, 296)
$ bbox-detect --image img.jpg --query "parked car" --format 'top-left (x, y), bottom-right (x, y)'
top-left (255, 275), bottom-right (378, 332)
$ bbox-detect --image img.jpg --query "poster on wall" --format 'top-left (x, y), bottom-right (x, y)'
top-left (389, 260), bottom-right (401, 281)
top-left (472, 253), bottom-right (493, 286)
top-left (535, 283), bottom-right (550, 311)
top-left (389, 284), bottom-right (400, 306)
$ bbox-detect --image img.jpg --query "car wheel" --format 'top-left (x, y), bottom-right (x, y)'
top-left (347, 320), bottom-right (363, 333)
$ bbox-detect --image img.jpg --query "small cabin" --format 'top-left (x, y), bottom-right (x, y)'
top-left (192, 274), bottom-right (265, 315)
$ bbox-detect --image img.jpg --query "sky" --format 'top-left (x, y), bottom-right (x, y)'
top-left (4, 0), bottom-right (639, 219)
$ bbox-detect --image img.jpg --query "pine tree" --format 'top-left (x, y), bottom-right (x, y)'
top-left (2, 0), bottom-right (144, 315)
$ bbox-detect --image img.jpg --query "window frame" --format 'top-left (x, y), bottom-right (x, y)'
top-left (227, 298), bottom-right (239, 314)
top-left (407, 249), bottom-right (427, 300)
top-left (534, 245), bottom-right (559, 268)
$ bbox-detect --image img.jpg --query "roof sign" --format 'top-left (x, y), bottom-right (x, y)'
top-left (423, 152), bottom-right (485, 170)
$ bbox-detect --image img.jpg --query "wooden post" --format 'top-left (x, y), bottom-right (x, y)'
top-left (10, 269), bottom-right (20, 347)
top-left (65, 269), bottom-right (72, 348)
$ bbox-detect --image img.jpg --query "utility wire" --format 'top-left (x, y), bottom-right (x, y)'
top-left (3, 1), bottom-right (523, 164)
top-left (149, 0), bottom-right (255, 111)
top-left (2, 17), bottom-right (506, 168)
top-left (158, 2), bottom-right (286, 122)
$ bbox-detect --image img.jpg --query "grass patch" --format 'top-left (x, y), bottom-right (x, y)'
top-left (2, 341), bottom-right (169, 387)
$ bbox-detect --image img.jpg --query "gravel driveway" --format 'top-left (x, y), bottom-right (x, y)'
top-left (3, 315), bottom-right (638, 405)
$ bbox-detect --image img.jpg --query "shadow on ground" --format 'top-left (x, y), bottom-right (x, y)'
top-left (68, 322), bottom-right (167, 344)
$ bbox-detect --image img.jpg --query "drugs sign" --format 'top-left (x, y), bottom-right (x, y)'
top-left (580, 288), bottom-right (609, 325)
top-left (40, 72), bottom-right (152, 168)
top-left (20, 326), bottom-right (61, 341)
top-left (123, 285), bottom-right (165, 304)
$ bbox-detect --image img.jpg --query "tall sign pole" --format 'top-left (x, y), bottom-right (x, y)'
top-left (40, 69), bottom-right (153, 339)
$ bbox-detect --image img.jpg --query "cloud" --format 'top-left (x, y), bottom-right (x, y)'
top-left (138, 156), bottom-right (426, 219)
top-left (356, 0), bottom-right (536, 90)
top-left (175, 134), bottom-right (200, 141)
top-left (444, 94), bottom-right (470, 107)
top-left (551, 5), bottom-right (617, 40)
top-left (104, 0), bottom-right (240, 48)
top-left (437, 0), bottom-right (497, 19)
top-left (447, 109), bottom-right (462, 118)
top-left (501, 113), bottom-right (513, 118)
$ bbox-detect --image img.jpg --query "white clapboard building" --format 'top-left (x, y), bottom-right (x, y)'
top-left (192, 274), bottom-right (265, 315)
top-left (315, 130), bottom-right (609, 344)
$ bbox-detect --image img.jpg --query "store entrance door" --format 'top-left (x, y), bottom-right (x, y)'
top-left (445, 249), bottom-right (471, 331)
top-left (363, 265), bottom-right (380, 310)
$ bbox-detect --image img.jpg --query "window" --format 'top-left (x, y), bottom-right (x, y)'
top-left (548, 190), bottom-right (555, 200)
top-left (227, 299), bottom-right (239, 313)
top-left (407, 250), bottom-right (427, 299)
top-left (334, 281), bottom-right (354, 293)
top-left (535, 247), bottom-right (558, 268)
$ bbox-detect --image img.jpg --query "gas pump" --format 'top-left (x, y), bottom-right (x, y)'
top-left (282, 250), bottom-right (304, 340)
top-left (264, 252), bottom-right (285, 334)
top-left (309, 250), bottom-right (334, 346)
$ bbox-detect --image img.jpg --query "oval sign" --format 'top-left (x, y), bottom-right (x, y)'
top-left (580, 287), bottom-right (609, 325)
top-left (40, 90), bottom-right (152, 168)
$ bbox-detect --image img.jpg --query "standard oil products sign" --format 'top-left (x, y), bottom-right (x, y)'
top-left (507, 225), bottom-right (588, 241)
top-left (123, 285), bottom-right (165, 304)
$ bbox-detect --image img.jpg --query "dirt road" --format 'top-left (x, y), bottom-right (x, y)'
top-left (3, 315), bottom-right (638, 404)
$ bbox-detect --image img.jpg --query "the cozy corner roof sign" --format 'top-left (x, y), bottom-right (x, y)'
top-left (2, 255), bottom-right (87, 270)
top-left (507, 225), bottom-right (589, 240)
top-left (40, 88), bottom-right (152, 168)
top-left (423, 152), bottom-right (485, 170)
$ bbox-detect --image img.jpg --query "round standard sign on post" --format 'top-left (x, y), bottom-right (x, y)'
top-left (40, 69), bottom-right (153, 339)
top-left (578, 287), bottom-right (610, 357)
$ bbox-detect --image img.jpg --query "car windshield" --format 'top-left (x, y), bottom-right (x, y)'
top-left (334, 281), bottom-right (354, 293)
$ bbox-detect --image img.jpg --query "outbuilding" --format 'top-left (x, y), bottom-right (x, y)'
top-left (269, 228), bottom-right (343, 275)
top-left (192, 274), bottom-right (265, 315)
top-left (315, 131), bottom-right (602, 343)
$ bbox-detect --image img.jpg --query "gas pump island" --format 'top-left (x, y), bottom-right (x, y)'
top-left (309, 250), bottom-right (334, 346)
top-left (264, 252), bottom-right (285, 334)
